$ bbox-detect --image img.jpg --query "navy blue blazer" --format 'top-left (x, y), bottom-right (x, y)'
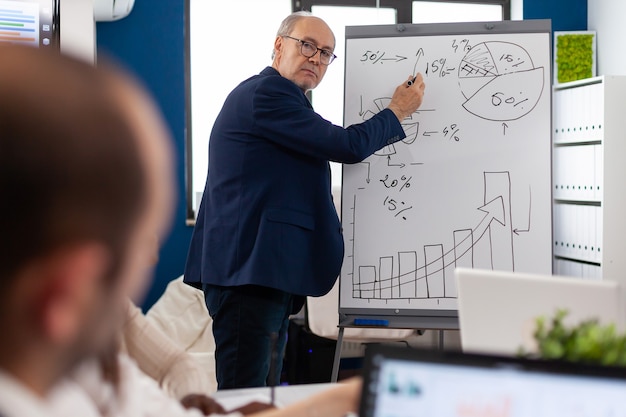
top-left (184, 67), bottom-right (406, 297)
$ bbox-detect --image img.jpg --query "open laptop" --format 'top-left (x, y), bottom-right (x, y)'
top-left (455, 267), bottom-right (624, 355)
top-left (360, 344), bottom-right (626, 417)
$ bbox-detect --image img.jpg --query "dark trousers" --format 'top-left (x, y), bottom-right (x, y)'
top-left (203, 284), bottom-right (294, 389)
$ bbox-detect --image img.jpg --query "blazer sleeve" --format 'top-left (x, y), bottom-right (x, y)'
top-left (252, 75), bottom-right (406, 164)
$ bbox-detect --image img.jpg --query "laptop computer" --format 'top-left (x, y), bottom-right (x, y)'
top-left (359, 344), bottom-right (626, 417)
top-left (455, 267), bottom-right (624, 355)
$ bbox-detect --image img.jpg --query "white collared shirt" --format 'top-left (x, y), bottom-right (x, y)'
top-left (51, 354), bottom-right (241, 417)
top-left (0, 370), bottom-right (53, 417)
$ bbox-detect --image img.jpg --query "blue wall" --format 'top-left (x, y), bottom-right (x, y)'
top-left (96, 0), bottom-right (588, 310)
top-left (96, 1), bottom-right (191, 310)
top-left (524, 0), bottom-right (587, 32)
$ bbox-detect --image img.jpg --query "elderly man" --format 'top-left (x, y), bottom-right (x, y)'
top-left (0, 44), bottom-right (174, 416)
top-left (184, 11), bottom-right (425, 389)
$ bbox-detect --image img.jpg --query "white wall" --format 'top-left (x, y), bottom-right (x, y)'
top-left (60, 0), bottom-right (96, 63)
top-left (588, 0), bottom-right (626, 76)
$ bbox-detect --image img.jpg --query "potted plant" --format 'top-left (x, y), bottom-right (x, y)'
top-left (530, 309), bottom-right (626, 366)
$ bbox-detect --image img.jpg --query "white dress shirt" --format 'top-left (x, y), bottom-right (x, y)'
top-left (122, 300), bottom-right (215, 400)
top-left (50, 354), bottom-right (241, 417)
top-left (0, 370), bottom-right (56, 417)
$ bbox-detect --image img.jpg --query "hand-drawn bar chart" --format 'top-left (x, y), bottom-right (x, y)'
top-left (0, 1), bottom-right (39, 47)
top-left (351, 172), bottom-right (513, 301)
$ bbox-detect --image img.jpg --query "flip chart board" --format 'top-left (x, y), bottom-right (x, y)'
top-left (339, 20), bottom-right (553, 328)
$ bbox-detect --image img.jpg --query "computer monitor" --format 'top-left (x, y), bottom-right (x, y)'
top-left (0, 0), bottom-right (59, 49)
top-left (360, 345), bottom-right (626, 417)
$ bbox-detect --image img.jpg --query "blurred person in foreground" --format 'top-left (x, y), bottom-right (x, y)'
top-left (0, 42), bottom-right (174, 416)
top-left (0, 44), bottom-right (362, 417)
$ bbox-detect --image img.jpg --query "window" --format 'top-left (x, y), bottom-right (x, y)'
top-left (412, 1), bottom-right (505, 23)
top-left (186, 0), bottom-right (291, 220)
top-left (295, 0), bottom-right (509, 23)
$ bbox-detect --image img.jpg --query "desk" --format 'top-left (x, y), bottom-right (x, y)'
top-left (212, 383), bottom-right (334, 410)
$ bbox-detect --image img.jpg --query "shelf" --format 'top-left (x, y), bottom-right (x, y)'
top-left (553, 199), bottom-right (601, 206)
top-left (554, 254), bottom-right (601, 267)
top-left (553, 139), bottom-right (602, 147)
top-left (553, 75), bottom-right (604, 90)
top-left (552, 75), bottom-right (626, 283)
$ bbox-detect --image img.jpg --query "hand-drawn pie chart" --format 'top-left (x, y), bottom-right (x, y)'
top-left (366, 98), bottom-right (420, 156)
top-left (458, 41), bottom-right (544, 121)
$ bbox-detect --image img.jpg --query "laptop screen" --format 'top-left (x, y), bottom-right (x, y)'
top-left (360, 346), bottom-right (626, 417)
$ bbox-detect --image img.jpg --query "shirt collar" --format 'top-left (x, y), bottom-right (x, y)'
top-left (260, 66), bottom-right (280, 77)
top-left (259, 67), bottom-right (312, 108)
top-left (0, 371), bottom-right (51, 417)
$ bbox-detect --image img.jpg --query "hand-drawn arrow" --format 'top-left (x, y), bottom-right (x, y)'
top-left (359, 95), bottom-right (364, 117)
top-left (381, 55), bottom-right (408, 62)
top-left (412, 48), bottom-right (424, 77)
top-left (502, 122), bottom-right (509, 135)
top-left (358, 161), bottom-right (371, 183)
top-left (476, 196), bottom-right (506, 230)
top-left (387, 155), bottom-right (405, 168)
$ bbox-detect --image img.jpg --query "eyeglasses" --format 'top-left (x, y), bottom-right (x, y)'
top-left (283, 35), bottom-right (337, 65)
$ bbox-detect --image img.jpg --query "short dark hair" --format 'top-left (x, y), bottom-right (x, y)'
top-left (0, 45), bottom-right (148, 288)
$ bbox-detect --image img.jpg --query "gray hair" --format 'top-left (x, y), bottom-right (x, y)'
top-left (271, 11), bottom-right (313, 60)
top-left (276, 11), bottom-right (313, 37)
